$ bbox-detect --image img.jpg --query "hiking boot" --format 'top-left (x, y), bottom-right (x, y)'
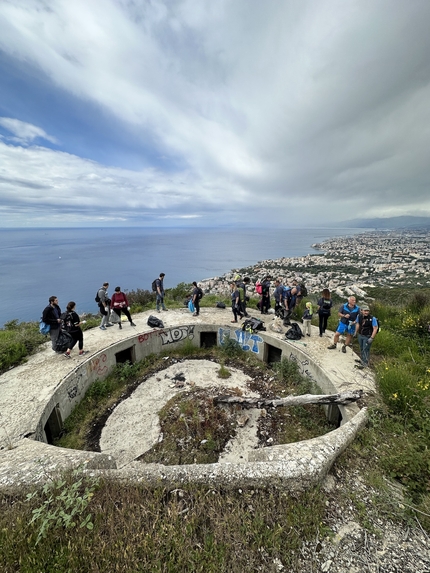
top-left (119, 323), bottom-right (122, 329)
top-left (354, 364), bottom-right (365, 370)
top-left (327, 344), bottom-right (337, 349)
top-left (100, 325), bottom-right (106, 331)
top-left (106, 323), bottom-right (114, 327)
top-left (341, 345), bottom-right (347, 353)
top-left (79, 351), bottom-right (87, 356)
top-left (130, 322), bottom-right (136, 326)
top-left (64, 352), bottom-right (71, 358)
top-left (162, 308), bottom-right (169, 311)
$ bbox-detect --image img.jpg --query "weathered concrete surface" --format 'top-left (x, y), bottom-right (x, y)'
top-left (0, 307), bottom-right (374, 489)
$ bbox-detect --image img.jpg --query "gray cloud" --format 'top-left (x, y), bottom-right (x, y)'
top-left (1, 0), bottom-right (430, 226)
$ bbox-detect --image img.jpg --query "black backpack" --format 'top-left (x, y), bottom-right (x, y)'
top-left (285, 323), bottom-right (303, 340)
top-left (151, 279), bottom-right (157, 292)
top-left (298, 283), bottom-right (308, 297)
top-left (197, 287), bottom-right (204, 300)
top-left (60, 312), bottom-right (75, 333)
top-left (216, 302), bottom-right (226, 309)
top-left (95, 289), bottom-right (101, 303)
top-left (55, 330), bottom-right (74, 352)
top-left (242, 317), bottom-right (266, 333)
top-left (147, 315), bottom-right (164, 329)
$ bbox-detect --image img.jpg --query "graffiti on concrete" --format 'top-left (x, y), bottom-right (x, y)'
top-left (219, 327), bottom-right (263, 354)
top-left (138, 330), bottom-right (162, 344)
top-left (67, 385), bottom-right (78, 399)
top-left (89, 353), bottom-right (108, 376)
top-left (160, 326), bottom-right (195, 346)
top-left (289, 352), bottom-right (318, 385)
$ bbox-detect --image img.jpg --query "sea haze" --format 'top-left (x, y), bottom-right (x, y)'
top-left (0, 227), bottom-right (365, 326)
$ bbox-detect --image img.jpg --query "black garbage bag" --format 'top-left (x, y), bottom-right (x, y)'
top-left (216, 302), bottom-right (226, 309)
top-left (285, 323), bottom-right (303, 340)
top-left (147, 315), bottom-right (164, 329)
top-left (54, 330), bottom-right (74, 352)
top-left (242, 317), bottom-right (266, 333)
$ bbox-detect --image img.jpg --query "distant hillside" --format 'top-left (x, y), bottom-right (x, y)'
top-left (334, 216), bottom-right (430, 229)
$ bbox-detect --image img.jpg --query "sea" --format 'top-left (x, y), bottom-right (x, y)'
top-left (0, 227), bottom-right (366, 326)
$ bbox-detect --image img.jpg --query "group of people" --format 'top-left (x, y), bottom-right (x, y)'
top-left (42, 296), bottom-right (87, 358)
top-left (97, 282), bottom-right (136, 331)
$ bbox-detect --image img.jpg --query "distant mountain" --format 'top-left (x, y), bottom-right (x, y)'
top-left (334, 216), bottom-right (430, 229)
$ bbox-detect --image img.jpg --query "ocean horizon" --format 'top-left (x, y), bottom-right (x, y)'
top-left (0, 226), bottom-right (367, 326)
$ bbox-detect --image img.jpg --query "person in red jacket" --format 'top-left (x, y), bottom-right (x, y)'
top-left (110, 287), bottom-right (136, 329)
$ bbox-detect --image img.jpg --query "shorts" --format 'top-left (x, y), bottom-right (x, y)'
top-left (336, 321), bottom-right (355, 336)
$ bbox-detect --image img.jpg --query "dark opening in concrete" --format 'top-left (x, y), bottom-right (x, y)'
top-left (327, 404), bottom-right (342, 428)
top-left (266, 344), bottom-right (282, 364)
top-left (115, 346), bottom-right (135, 364)
top-left (44, 404), bottom-right (63, 444)
top-left (200, 332), bottom-right (217, 348)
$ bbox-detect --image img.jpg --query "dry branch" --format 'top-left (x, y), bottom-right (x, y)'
top-left (214, 389), bottom-right (363, 409)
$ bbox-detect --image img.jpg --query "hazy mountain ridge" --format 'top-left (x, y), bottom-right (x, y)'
top-left (335, 216), bottom-right (430, 229)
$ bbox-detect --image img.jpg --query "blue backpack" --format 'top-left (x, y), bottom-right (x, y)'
top-left (39, 319), bottom-right (50, 335)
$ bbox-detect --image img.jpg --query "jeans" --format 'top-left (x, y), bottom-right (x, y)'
top-left (358, 334), bottom-right (372, 366)
top-left (156, 293), bottom-right (167, 310)
top-left (318, 313), bottom-right (329, 336)
top-left (99, 304), bottom-right (110, 327)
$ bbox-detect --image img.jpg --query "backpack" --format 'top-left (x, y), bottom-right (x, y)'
top-left (151, 279), bottom-right (157, 292)
top-left (147, 315), bottom-right (164, 328)
top-left (216, 301), bottom-right (226, 309)
top-left (242, 317), bottom-right (266, 333)
top-left (39, 319), bottom-right (50, 335)
top-left (285, 323), bottom-right (303, 340)
top-left (54, 330), bottom-right (74, 352)
top-left (359, 314), bottom-right (380, 335)
top-left (255, 281), bottom-right (263, 295)
top-left (95, 290), bottom-right (101, 303)
top-left (197, 287), bottom-right (204, 300)
top-left (298, 283), bottom-right (308, 297)
top-left (60, 312), bottom-right (75, 333)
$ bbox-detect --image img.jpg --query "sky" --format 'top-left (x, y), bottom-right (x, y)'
top-left (1, 0), bottom-right (430, 229)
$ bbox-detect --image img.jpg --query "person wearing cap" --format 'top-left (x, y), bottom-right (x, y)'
top-left (355, 304), bottom-right (378, 368)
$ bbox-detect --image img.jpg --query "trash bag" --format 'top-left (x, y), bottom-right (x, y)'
top-left (54, 330), bottom-right (74, 352)
top-left (109, 310), bottom-right (120, 324)
top-left (188, 300), bottom-right (195, 313)
top-left (216, 302), bottom-right (226, 309)
top-left (147, 315), bottom-right (164, 328)
top-left (285, 323), bottom-right (303, 340)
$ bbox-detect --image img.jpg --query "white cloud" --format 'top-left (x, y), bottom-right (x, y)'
top-left (0, 117), bottom-right (58, 145)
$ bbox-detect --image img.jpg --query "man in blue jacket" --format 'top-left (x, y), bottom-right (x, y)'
top-left (327, 296), bottom-right (360, 354)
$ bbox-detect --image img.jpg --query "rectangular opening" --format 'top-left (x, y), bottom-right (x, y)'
top-left (200, 332), bottom-right (217, 348)
top-left (326, 404), bottom-right (342, 428)
top-left (266, 344), bottom-right (282, 364)
top-left (44, 404), bottom-right (63, 444)
top-left (115, 346), bottom-right (135, 364)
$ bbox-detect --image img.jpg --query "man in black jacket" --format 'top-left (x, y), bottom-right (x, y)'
top-left (42, 296), bottom-right (62, 350)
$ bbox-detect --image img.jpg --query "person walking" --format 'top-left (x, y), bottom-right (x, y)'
top-left (230, 282), bottom-right (244, 323)
top-left (155, 273), bottom-right (168, 311)
top-left (97, 282), bottom-right (113, 331)
top-left (110, 287), bottom-right (136, 329)
top-left (42, 296), bottom-right (62, 351)
top-left (63, 301), bottom-right (87, 358)
top-left (302, 302), bottom-right (313, 337)
top-left (317, 288), bottom-right (333, 337)
top-left (191, 281), bottom-right (203, 317)
top-left (328, 296), bottom-right (360, 353)
top-left (355, 304), bottom-right (378, 368)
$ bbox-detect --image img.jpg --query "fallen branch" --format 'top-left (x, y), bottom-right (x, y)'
top-left (214, 389), bottom-right (363, 409)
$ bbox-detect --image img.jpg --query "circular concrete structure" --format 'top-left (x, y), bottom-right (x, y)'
top-left (0, 309), bottom-right (374, 490)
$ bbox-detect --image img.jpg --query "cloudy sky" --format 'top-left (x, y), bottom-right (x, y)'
top-left (1, 0), bottom-right (430, 228)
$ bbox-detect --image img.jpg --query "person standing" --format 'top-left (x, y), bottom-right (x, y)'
top-left (261, 276), bottom-right (271, 315)
top-left (97, 282), bottom-right (113, 331)
top-left (110, 287), bottom-right (136, 329)
top-left (191, 281), bottom-right (202, 317)
top-left (328, 296), bottom-right (360, 353)
top-left (317, 288), bottom-right (333, 337)
top-left (156, 273), bottom-right (168, 311)
top-left (236, 277), bottom-right (250, 318)
top-left (42, 296), bottom-right (62, 351)
top-left (230, 282), bottom-right (243, 323)
top-left (274, 279), bottom-right (286, 314)
top-left (63, 301), bottom-right (87, 358)
top-left (355, 304), bottom-right (378, 368)
top-left (302, 302), bottom-right (313, 337)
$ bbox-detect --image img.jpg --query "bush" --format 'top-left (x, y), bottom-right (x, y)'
top-left (0, 320), bottom-right (46, 372)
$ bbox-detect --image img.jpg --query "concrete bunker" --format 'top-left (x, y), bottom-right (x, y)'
top-left (2, 322), bottom-right (367, 491)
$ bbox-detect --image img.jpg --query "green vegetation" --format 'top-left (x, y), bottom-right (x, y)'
top-left (0, 319), bottom-right (46, 373)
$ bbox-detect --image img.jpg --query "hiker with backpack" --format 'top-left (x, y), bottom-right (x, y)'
top-left (191, 281), bottom-right (203, 317)
top-left (260, 276), bottom-right (271, 315)
top-left (355, 304), bottom-right (378, 368)
top-left (230, 282), bottom-right (244, 323)
top-left (327, 296), bottom-right (360, 353)
top-left (237, 277), bottom-right (251, 318)
top-left (274, 279), bottom-right (286, 313)
top-left (96, 282), bottom-right (113, 331)
top-left (63, 301), bottom-right (87, 358)
top-left (154, 273), bottom-right (168, 312)
top-left (317, 288), bottom-right (333, 337)
top-left (111, 287), bottom-right (136, 329)
top-left (42, 296), bottom-right (62, 351)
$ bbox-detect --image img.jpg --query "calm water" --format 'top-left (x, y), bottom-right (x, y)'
top-left (0, 227), bottom-right (364, 325)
